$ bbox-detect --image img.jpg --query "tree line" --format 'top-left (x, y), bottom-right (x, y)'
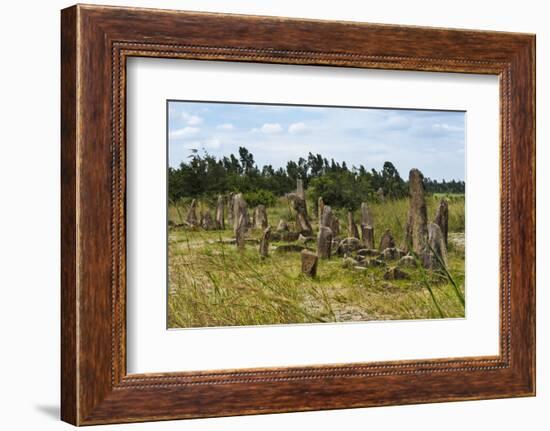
top-left (168, 147), bottom-right (465, 210)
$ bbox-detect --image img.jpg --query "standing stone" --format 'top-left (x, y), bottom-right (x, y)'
top-left (185, 199), bottom-right (198, 226)
top-left (426, 223), bottom-right (448, 270)
top-left (300, 249), bottom-right (318, 277)
top-left (320, 205), bottom-right (332, 228)
top-left (201, 210), bottom-right (215, 230)
top-left (376, 187), bottom-right (385, 201)
top-left (434, 198), bottom-right (449, 246)
top-left (277, 219), bottom-right (289, 232)
top-left (215, 195), bottom-right (225, 230)
top-left (259, 226), bottom-right (271, 257)
top-left (361, 202), bottom-right (373, 226)
top-left (405, 169), bottom-right (428, 256)
top-left (361, 225), bottom-right (375, 249)
top-left (296, 178), bottom-right (305, 199)
top-left (347, 211), bottom-right (360, 239)
top-left (318, 197), bottom-right (325, 222)
top-left (379, 229), bottom-right (395, 250)
top-left (227, 193), bottom-right (235, 227)
top-left (330, 217), bottom-right (340, 236)
top-left (235, 214), bottom-right (247, 249)
top-left (287, 192), bottom-right (313, 235)
top-left (233, 194), bottom-right (248, 248)
top-left (254, 205), bottom-right (268, 229)
top-left (317, 226), bottom-right (333, 259)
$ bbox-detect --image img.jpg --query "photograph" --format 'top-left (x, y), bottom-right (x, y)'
top-left (167, 101), bottom-right (466, 328)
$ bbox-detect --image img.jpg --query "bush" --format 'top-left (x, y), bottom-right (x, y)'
top-left (243, 189), bottom-right (277, 207)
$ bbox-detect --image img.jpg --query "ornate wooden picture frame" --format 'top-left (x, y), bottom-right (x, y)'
top-left (61, 4), bottom-right (535, 425)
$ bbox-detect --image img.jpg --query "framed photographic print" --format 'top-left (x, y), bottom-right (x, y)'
top-left (61, 4), bottom-right (535, 425)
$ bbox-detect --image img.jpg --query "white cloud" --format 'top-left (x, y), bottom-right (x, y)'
top-left (432, 123), bottom-right (462, 132)
top-left (182, 112), bottom-right (202, 125)
top-left (254, 123), bottom-right (283, 134)
top-left (288, 122), bottom-right (308, 134)
top-left (385, 115), bottom-right (410, 130)
top-left (169, 126), bottom-right (200, 138)
top-left (217, 123), bottom-right (235, 130)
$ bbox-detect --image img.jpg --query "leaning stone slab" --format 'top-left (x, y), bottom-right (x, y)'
top-left (287, 192), bottom-right (313, 235)
top-left (425, 222), bottom-right (449, 270)
top-left (300, 249), bottom-right (318, 277)
top-left (254, 205), bottom-right (268, 229)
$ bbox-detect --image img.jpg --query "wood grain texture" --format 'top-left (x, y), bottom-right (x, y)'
top-left (60, 4), bottom-right (536, 425)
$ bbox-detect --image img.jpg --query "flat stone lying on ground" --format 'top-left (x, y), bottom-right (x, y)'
top-left (336, 237), bottom-right (362, 255)
top-left (357, 248), bottom-right (380, 258)
top-left (275, 244), bottom-right (311, 253)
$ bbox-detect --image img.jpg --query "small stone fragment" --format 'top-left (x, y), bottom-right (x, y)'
top-left (379, 229), bottom-right (396, 251)
top-left (398, 255), bottom-right (417, 268)
top-left (342, 257), bottom-right (359, 269)
top-left (277, 219), bottom-right (289, 232)
top-left (382, 247), bottom-right (405, 261)
top-left (357, 248), bottom-right (381, 258)
top-left (384, 266), bottom-right (409, 280)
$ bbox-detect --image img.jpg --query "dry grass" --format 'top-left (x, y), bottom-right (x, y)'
top-left (168, 194), bottom-right (465, 328)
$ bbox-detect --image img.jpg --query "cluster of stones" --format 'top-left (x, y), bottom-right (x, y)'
top-left (180, 170), bottom-right (449, 280)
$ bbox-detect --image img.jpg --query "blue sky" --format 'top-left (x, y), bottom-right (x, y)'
top-left (168, 101), bottom-right (465, 181)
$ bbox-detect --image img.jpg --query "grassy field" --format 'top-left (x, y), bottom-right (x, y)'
top-left (167, 194), bottom-right (465, 328)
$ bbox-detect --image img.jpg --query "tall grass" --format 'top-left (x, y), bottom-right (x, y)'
top-left (168, 195), bottom-right (466, 328)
